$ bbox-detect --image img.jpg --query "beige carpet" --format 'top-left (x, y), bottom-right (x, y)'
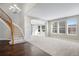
top-left (27, 36), bottom-right (79, 56)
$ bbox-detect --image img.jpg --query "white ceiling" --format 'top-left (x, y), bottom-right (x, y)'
top-left (1, 3), bottom-right (79, 21)
top-left (27, 3), bottom-right (79, 20)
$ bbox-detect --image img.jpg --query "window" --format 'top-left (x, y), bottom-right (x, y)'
top-left (52, 22), bottom-right (58, 33)
top-left (59, 21), bottom-right (66, 33)
top-left (67, 19), bottom-right (77, 34)
top-left (38, 26), bottom-right (40, 32)
top-left (51, 18), bottom-right (77, 35)
top-left (42, 25), bottom-right (45, 32)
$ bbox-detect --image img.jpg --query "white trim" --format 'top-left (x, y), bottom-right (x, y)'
top-left (58, 21), bottom-right (59, 34)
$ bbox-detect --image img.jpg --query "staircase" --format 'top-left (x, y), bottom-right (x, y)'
top-left (9, 24), bottom-right (25, 44)
top-left (0, 8), bottom-right (24, 44)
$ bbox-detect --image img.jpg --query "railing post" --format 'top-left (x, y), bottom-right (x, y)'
top-left (11, 20), bottom-right (14, 45)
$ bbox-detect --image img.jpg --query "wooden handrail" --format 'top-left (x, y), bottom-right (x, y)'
top-left (0, 8), bottom-right (14, 45)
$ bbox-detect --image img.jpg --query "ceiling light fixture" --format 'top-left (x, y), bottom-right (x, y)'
top-left (9, 4), bottom-right (21, 14)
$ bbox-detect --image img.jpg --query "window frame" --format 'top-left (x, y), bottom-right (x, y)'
top-left (51, 21), bottom-right (58, 34)
top-left (59, 20), bottom-right (66, 34)
top-left (51, 18), bottom-right (77, 36)
top-left (67, 19), bottom-right (77, 36)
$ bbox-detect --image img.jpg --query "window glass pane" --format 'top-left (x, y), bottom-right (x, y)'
top-left (68, 27), bottom-right (76, 34)
top-left (59, 21), bottom-right (66, 33)
top-left (67, 19), bottom-right (77, 25)
top-left (42, 25), bottom-right (45, 29)
top-left (52, 22), bottom-right (57, 33)
top-left (59, 28), bottom-right (65, 33)
top-left (53, 22), bottom-right (57, 27)
top-left (53, 29), bottom-right (57, 33)
top-left (67, 19), bottom-right (77, 34)
top-left (42, 25), bottom-right (45, 32)
top-left (38, 26), bottom-right (40, 32)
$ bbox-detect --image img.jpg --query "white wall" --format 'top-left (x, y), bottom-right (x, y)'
top-left (31, 19), bottom-right (46, 25)
top-left (0, 19), bottom-right (11, 40)
top-left (24, 16), bottom-right (32, 40)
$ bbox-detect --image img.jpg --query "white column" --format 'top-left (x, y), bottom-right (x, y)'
top-left (45, 21), bottom-right (49, 36)
top-left (57, 21), bottom-right (59, 34)
top-left (24, 16), bottom-right (31, 40)
top-left (23, 4), bottom-right (36, 41)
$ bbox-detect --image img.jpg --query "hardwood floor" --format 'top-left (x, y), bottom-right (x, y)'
top-left (0, 42), bottom-right (50, 56)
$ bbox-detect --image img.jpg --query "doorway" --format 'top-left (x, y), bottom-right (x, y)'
top-left (32, 25), bottom-right (46, 36)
